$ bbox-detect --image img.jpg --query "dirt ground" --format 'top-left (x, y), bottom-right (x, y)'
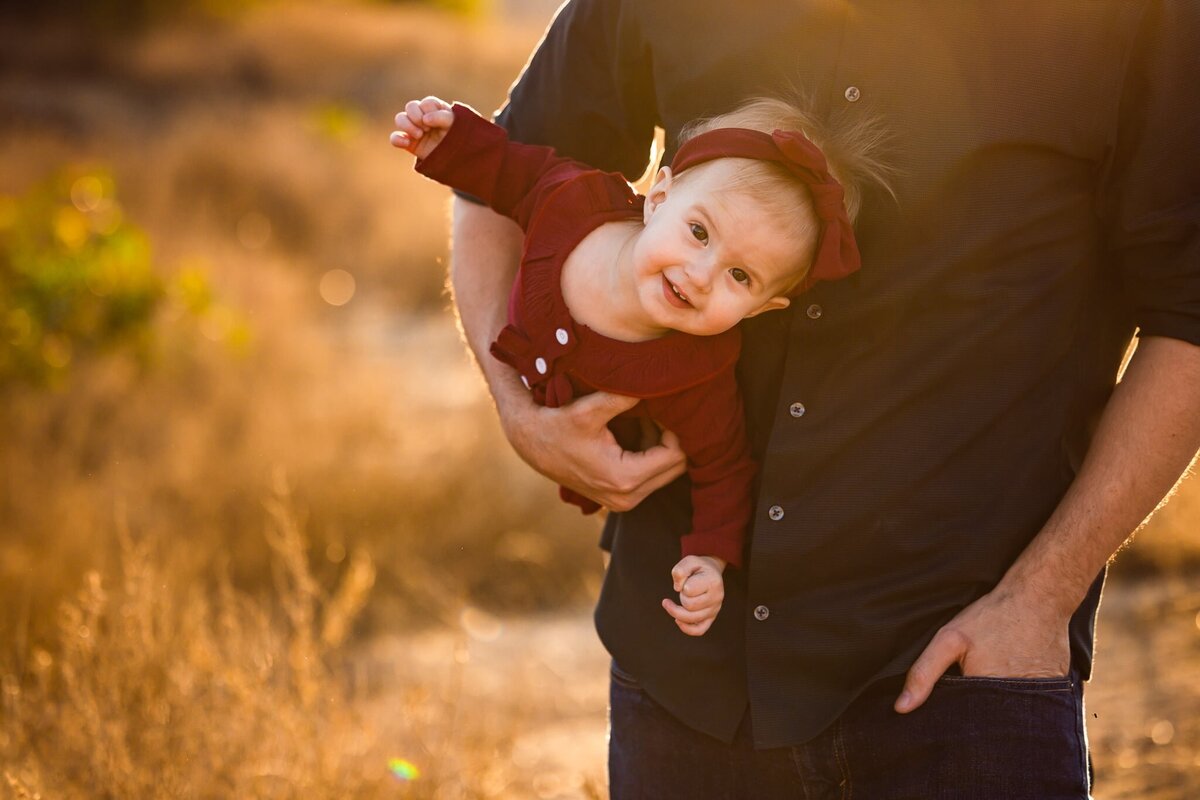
top-left (1086, 570), bottom-right (1200, 799)
top-left (365, 569), bottom-right (1200, 799)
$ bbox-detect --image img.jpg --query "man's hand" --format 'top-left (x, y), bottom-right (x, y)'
top-left (502, 389), bottom-right (687, 512)
top-left (894, 584), bottom-right (1072, 713)
top-left (662, 555), bottom-right (727, 636)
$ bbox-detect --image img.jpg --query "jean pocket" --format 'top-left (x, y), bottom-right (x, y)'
top-left (874, 671), bottom-right (1088, 797)
top-left (610, 660), bottom-right (642, 690)
top-left (936, 673), bottom-right (1074, 693)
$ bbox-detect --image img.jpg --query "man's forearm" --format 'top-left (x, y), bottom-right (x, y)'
top-left (1000, 335), bottom-right (1200, 614)
top-left (450, 196), bottom-right (530, 415)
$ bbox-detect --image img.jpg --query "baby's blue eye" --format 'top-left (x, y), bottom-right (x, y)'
top-left (690, 222), bottom-right (709, 244)
top-left (730, 268), bottom-right (750, 285)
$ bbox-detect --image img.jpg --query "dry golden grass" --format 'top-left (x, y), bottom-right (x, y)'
top-left (1, 471), bottom-right (576, 799)
top-left (0, 2), bottom-right (1198, 798)
top-left (1, 478), bottom-right (389, 798)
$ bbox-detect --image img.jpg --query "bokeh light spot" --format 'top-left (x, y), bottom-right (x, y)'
top-left (1150, 719), bottom-right (1175, 745)
top-left (388, 758), bottom-right (420, 781)
top-left (70, 175), bottom-right (105, 212)
top-left (534, 772), bottom-right (570, 799)
top-left (90, 199), bottom-right (123, 236)
top-left (319, 269), bottom-right (356, 307)
top-left (460, 606), bottom-right (502, 642)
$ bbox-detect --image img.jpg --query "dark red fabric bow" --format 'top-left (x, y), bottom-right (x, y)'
top-left (670, 127), bottom-right (860, 295)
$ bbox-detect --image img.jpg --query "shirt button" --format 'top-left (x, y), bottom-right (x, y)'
top-left (555, 328), bottom-right (569, 345)
top-left (768, 505), bottom-right (784, 521)
top-left (520, 375), bottom-right (530, 390)
top-left (754, 605), bottom-right (770, 621)
top-left (806, 304), bottom-right (823, 320)
top-left (789, 402), bottom-right (806, 418)
top-left (535, 357), bottom-right (548, 374)
top-left (844, 85), bottom-right (861, 103)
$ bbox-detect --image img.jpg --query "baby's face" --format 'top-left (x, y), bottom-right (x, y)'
top-left (631, 160), bottom-right (805, 337)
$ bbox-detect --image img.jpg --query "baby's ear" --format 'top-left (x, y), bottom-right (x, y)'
top-left (745, 296), bottom-right (791, 318)
top-left (643, 166), bottom-right (674, 223)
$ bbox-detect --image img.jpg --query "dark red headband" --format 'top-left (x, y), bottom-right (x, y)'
top-left (671, 127), bottom-right (859, 295)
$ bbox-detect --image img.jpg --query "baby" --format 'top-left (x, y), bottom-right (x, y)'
top-left (394, 94), bottom-right (877, 636)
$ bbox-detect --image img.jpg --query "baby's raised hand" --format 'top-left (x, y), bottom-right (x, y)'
top-left (390, 96), bottom-right (455, 160)
top-left (662, 555), bottom-right (727, 637)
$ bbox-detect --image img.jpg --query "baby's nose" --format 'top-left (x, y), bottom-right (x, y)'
top-left (686, 261), bottom-right (715, 290)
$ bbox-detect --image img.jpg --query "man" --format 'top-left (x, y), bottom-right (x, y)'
top-left (450, 2), bottom-right (1200, 796)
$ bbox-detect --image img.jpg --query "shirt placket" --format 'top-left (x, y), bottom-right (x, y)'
top-left (746, 6), bottom-right (872, 738)
top-left (747, 6), bottom-right (865, 616)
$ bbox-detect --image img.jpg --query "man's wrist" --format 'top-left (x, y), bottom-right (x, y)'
top-left (995, 543), bottom-right (1093, 622)
top-left (485, 364), bottom-right (541, 447)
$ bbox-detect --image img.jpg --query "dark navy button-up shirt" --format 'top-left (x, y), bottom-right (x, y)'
top-left (491, 0), bottom-right (1200, 747)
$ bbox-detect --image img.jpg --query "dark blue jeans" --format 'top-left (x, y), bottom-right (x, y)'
top-left (608, 662), bottom-right (1091, 799)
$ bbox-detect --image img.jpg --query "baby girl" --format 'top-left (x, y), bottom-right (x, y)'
top-left (393, 94), bottom-right (876, 636)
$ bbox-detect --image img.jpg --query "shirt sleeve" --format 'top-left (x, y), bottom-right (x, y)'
top-left (493, 0), bottom-right (658, 182)
top-left (642, 366), bottom-right (757, 569)
top-left (1103, 1), bottom-right (1200, 345)
top-left (416, 104), bottom-right (591, 231)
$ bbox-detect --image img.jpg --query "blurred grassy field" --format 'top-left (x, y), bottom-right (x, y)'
top-left (0, 2), bottom-right (1198, 797)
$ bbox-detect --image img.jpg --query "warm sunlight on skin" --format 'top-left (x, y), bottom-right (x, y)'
top-left (623, 160), bottom-right (798, 340)
top-left (392, 96), bottom-right (804, 348)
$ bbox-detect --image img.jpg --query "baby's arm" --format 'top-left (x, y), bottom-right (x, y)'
top-left (390, 96), bottom-right (455, 160)
top-left (641, 360), bottom-right (756, 637)
top-left (397, 101), bottom-right (593, 231)
top-left (662, 555), bottom-right (726, 637)
top-left (641, 363), bottom-right (756, 568)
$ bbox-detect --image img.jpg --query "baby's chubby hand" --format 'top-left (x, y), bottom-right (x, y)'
top-left (662, 555), bottom-right (726, 637)
top-left (390, 96), bottom-right (455, 160)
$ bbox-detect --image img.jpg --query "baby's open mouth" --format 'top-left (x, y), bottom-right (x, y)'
top-left (664, 276), bottom-right (691, 307)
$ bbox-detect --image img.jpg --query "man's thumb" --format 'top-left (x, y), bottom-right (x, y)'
top-left (579, 391), bottom-right (640, 419)
top-left (894, 630), bottom-right (962, 714)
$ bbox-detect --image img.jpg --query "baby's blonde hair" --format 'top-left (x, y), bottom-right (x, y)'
top-left (676, 96), bottom-right (894, 292)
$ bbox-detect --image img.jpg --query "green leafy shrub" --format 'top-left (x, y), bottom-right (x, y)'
top-left (0, 168), bottom-right (232, 389)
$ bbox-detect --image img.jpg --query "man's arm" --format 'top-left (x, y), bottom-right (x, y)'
top-left (450, 196), bottom-right (686, 511)
top-left (896, 335), bottom-right (1200, 712)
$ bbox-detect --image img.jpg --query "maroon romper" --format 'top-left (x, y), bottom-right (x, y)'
top-left (417, 104), bottom-right (755, 568)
